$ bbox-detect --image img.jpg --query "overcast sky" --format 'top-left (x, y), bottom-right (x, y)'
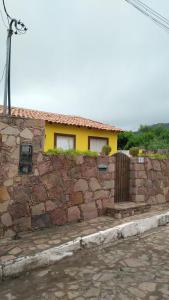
top-left (0, 0), bottom-right (169, 130)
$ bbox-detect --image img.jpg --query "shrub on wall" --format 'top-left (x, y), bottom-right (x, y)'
top-left (47, 148), bottom-right (98, 157)
top-left (101, 145), bottom-right (112, 155)
top-left (129, 147), bottom-right (139, 157)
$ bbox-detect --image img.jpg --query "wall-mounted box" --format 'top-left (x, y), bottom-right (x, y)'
top-left (138, 156), bottom-right (145, 164)
top-left (98, 164), bottom-right (108, 172)
top-left (19, 144), bottom-right (33, 174)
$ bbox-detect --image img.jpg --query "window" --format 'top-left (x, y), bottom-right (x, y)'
top-left (88, 137), bottom-right (108, 153)
top-left (54, 134), bottom-right (76, 150)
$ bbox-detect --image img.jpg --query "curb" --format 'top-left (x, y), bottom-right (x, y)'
top-left (1, 211), bottom-right (169, 281)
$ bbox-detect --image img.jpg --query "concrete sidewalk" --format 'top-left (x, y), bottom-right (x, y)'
top-left (1, 206), bottom-right (169, 281)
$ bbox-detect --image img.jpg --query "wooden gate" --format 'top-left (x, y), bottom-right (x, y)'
top-left (114, 152), bottom-right (130, 203)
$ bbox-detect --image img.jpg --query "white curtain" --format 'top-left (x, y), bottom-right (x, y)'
top-left (57, 135), bottom-right (74, 150)
top-left (90, 138), bottom-right (107, 153)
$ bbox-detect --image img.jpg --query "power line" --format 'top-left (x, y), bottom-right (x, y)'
top-left (0, 64), bottom-right (6, 84)
top-left (2, 0), bottom-right (11, 23)
top-left (0, 9), bottom-right (8, 28)
top-left (124, 0), bottom-right (169, 34)
top-left (135, 0), bottom-right (169, 26)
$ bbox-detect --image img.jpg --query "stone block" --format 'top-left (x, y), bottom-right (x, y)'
top-left (68, 206), bottom-right (81, 222)
top-left (156, 194), bottom-right (166, 204)
top-left (7, 165), bottom-right (18, 178)
top-left (74, 179), bottom-right (88, 192)
top-left (0, 186), bottom-right (10, 202)
top-left (98, 172), bottom-right (112, 180)
top-left (5, 136), bottom-right (16, 147)
top-left (136, 171), bottom-right (147, 179)
top-left (45, 200), bottom-right (56, 212)
top-left (89, 178), bottom-right (101, 191)
top-left (81, 202), bottom-right (98, 220)
top-left (34, 168), bottom-right (39, 176)
top-left (135, 195), bottom-right (145, 203)
top-left (32, 213), bottom-right (51, 229)
top-left (0, 201), bottom-right (9, 213)
top-left (135, 179), bottom-right (144, 187)
top-left (10, 148), bottom-right (19, 160)
top-left (8, 202), bottom-right (29, 219)
top-left (13, 217), bottom-right (31, 232)
top-left (50, 208), bottom-right (67, 225)
top-left (134, 164), bottom-right (145, 171)
top-left (1, 126), bottom-right (20, 136)
top-left (13, 187), bottom-right (31, 203)
top-left (96, 199), bottom-right (103, 216)
top-left (4, 229), bottom-right (16, 238)
top-left (20, 128), bottom-right (33, 140)
top-left (84, 191), bottom-right (93, 203)
top-left (102, 180), bottom-right (114, 189)
top-left (70, 192), bottom-right (84, 205)
top-left (76, 155), bottom-right (84, 165)
top-left (94, 190), bottom-right (109, 200)
top-left (108, 163), bottom-right (115, 172)
top-left (38, 161), bottom-right (53, 176)
top-left (1, 212), bottom-right (12, 227)
top-left (31, 203), bottom-right (45, 216)
top-left (152, 160), bottom-right (161, 171)
top-left (0, 121), bottom-right (7, 131)
top-left (16, 136), bottom-right (20, 144)
top-left (2, 134), bottom-right (7, 143)
top-left (81, 167), bottom-right (97, 178)
top-left (32, 185), bottom-right (47, 204)
top-left (33, 128), bottom-right (42, 136)
top-left (102, 198), bottom-right (114, 208)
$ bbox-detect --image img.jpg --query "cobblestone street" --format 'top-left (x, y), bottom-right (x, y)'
top-left (1, 225), bottom-right (169, 299)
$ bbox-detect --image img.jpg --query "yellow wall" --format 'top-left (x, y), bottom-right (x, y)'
top-left (45, 122), bottom-right (118, 154)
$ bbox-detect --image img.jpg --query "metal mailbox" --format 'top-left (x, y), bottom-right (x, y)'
top-left (19, 144), bottom-right (33, 174)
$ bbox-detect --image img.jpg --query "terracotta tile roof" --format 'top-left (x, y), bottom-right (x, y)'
top-left (0, 105), bottom-right (123, 132)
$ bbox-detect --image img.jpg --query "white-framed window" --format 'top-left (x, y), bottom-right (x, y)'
top-left (88, 137), bottom-right (108, 153)
top-left (54, 134), bottom-right (76, 150)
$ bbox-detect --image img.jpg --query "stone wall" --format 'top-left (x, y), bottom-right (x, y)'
top-left (0, 116), bottom-right (115, 238)
top-left (130, 157), bottom-right (169, 205)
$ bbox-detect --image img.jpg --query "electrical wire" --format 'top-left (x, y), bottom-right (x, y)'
top-left (2, 0), bottom-right (12, 23)
top-left (134, 0), bottom-right (169, 25)
top-left (0, 9), bottom-right (8, 28)
top-left (0, 64), bottom-right (6, 84)
top-left (124, 0), bottom-right (169, 34)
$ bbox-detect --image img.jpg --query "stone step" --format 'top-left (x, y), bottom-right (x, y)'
top-left (105, 202), bottom-right (151, 219)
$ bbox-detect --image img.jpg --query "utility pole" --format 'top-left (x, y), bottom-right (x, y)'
top-left (2, 0), bottom-right (27, 116)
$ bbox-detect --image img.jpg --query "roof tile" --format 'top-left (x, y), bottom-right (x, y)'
top-left (0, 105), bottom-right (123, 132)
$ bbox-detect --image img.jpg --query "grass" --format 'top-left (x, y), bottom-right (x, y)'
top-left (47, 148), bottom-right (98, 157)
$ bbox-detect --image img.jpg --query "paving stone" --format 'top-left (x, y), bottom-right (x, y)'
top-left (139, 282), bottom-right (156, 292)
top-left (9, 247), bottom-right (22, 256)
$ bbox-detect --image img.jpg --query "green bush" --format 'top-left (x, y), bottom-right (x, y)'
top-left (101, 145), bottom-right (112, 155)
top-left (47, 148), bottom-right (98, 157)
top-left (129, 147), bottom-right (139, 157)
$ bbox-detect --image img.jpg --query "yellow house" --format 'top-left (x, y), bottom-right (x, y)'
top-left (0, 106), bottom-right (123, 154)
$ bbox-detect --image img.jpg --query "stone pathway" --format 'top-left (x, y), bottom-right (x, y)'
top-left (0, 205), bottom-right (169, 265)
top-left (1, 224), bottom-right (169, 299)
